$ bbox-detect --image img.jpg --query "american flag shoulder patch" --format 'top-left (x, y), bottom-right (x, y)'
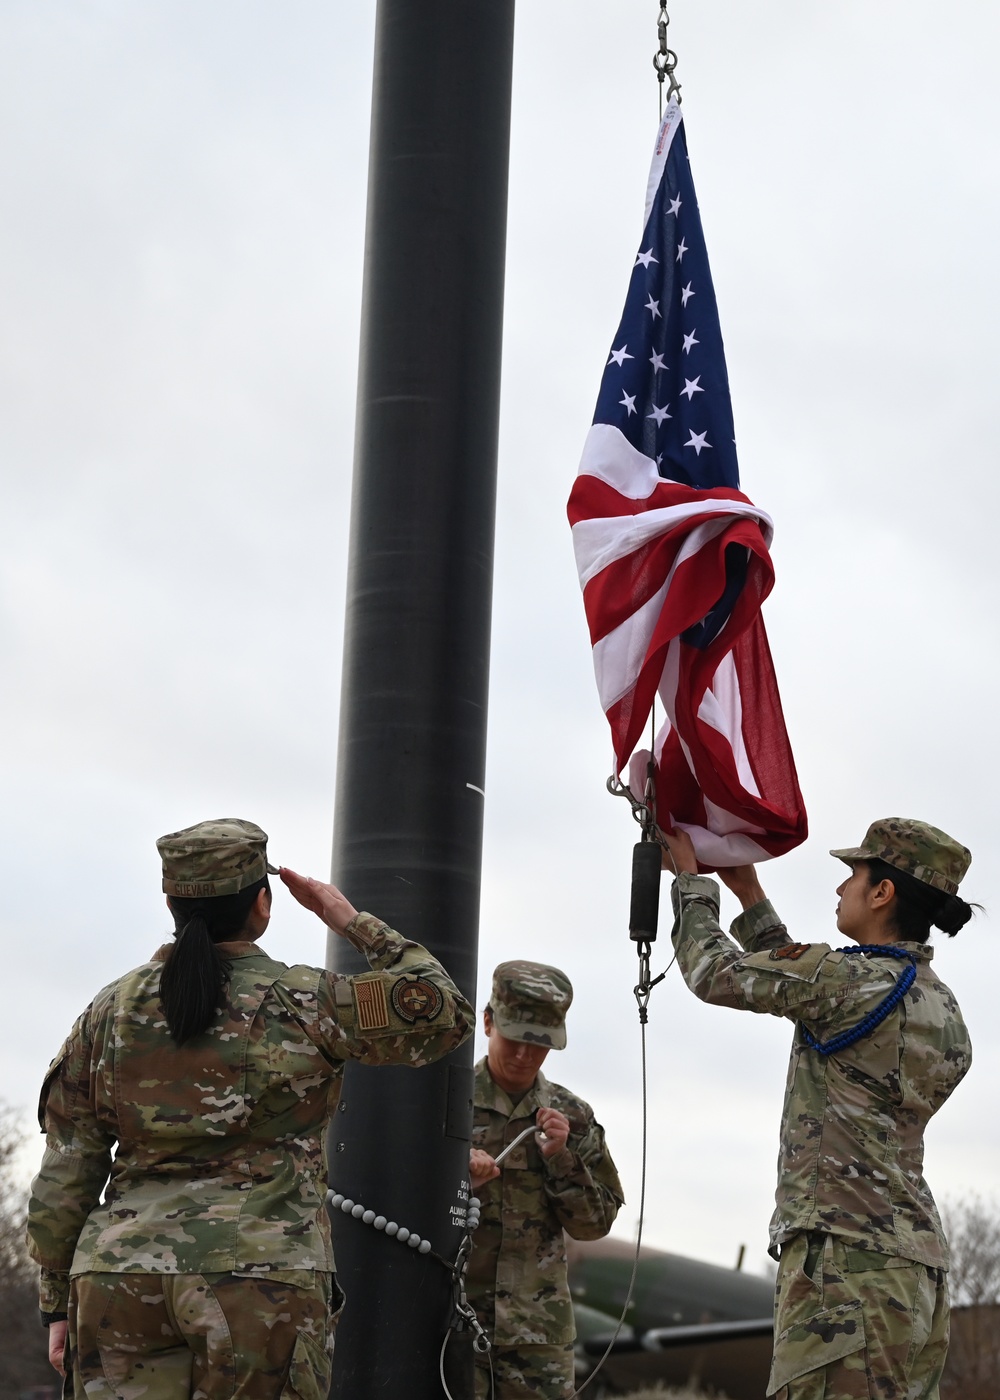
top-left (353, 975), bottom-right (390, 1032)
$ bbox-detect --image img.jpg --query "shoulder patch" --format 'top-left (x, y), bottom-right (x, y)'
top-left (353, 975), bottom-right (390, 1032)
top-left (390, 976), bottom-right (444, 1024)
top-left (769, 942), bottom-right (812, 961)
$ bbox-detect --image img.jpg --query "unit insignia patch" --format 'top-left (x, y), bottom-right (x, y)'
top-left (390, 977), bottom-right (444, 1023)
top-left (769, 943), bottom-right (812, 962)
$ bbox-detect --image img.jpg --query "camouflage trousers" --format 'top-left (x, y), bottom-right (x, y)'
top-left (64, 1270), bottom-right (339, 1400)
top-left (473, 1341), bottom-right (575, 1399)
top-left (768, 1233), bottom-right (950, 1399)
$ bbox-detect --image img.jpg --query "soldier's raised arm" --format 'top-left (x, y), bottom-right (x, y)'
top-left (279, 868), bottom-right (474, 1064)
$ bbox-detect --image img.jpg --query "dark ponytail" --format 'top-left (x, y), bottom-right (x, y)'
top-left (161, 877), bottom-right (268, 1044)
top-left (865, 859), bottom-right (978, 943)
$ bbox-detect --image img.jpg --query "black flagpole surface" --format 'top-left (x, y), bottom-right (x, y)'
top-left (327, 3), bottom-right (515, 1396)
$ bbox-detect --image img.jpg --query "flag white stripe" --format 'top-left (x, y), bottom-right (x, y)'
top-left (574, 508), bottom-right (738, 590)
top-left (697, 653), bottom-right (761, 798)
top-left (577, 423), bottom-right (665, 499)
top-left (573, 427), bottom-right (773, 586)
top-left (579, 424), bottom-right (774, 525)
top-left (591, 521), bottom-right (729, 709)
top-left (676, 824), bottom-right (771, 864)
top-left (593, 580), bottom-right (670, 713)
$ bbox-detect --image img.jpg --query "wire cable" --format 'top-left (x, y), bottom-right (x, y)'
top-left (567, 1005), bottom-right (651, 1397)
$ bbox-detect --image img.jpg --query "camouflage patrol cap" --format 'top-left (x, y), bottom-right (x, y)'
top-left (830, 818), bottom-right (971, 897)
top-left (490, 961), bottom-right (573, 1050)
top-left (157, 818), bottom-right (279, 899)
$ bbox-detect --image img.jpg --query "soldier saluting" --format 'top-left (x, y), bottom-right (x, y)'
top-left (662, 817), bottom-right (977, 1400)
top-left (467, 961), bottom-right (624, 1399)
top-left (26, 818), bottom-right (474, 1398)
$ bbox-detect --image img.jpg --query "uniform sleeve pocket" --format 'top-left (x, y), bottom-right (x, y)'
top-left (767, 1299), bottom-right (866, 1395)
top-left (37, 1054), bottom-right (66, 1129)
top-left (282, 1327), bottom-right (332, 1400)
top-left (741, 946), bottom-right (829, 984)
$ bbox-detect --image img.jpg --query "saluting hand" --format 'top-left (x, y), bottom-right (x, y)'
top-left (279, 869), bottom-right (359, 936)
top-left (536, 1106), bottom-right (571, 1158)
top-left (469, 1148), bottom-right (500, 1190)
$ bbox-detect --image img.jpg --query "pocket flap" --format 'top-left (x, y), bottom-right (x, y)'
top-left (37, 1053), bottom-right (66, 1129)
top-left (742, 944), bottom-right (832, 984)
top-left (284, 1327), bottom-right (331, 1400)
top-left (767, 1299), bottom-right (866, 1393)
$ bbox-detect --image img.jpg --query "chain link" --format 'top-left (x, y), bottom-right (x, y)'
top-left (653, 2), bottom-right (682, 111)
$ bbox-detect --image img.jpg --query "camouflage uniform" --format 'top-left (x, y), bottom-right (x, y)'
top-left (64, 1272), bottom-right (336, 1400)
top-left (27, 818), bottom-right (474, 1399)
top-left (468, 962), bottom-right (624, 1400)
top-left (669, 819), bottom-right (972, 1399)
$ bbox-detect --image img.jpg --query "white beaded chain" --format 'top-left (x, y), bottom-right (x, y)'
top-left (326, 1188), bottom-right (482, 1259)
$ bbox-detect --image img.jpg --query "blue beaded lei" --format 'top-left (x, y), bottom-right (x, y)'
top-left (799, 945), bottom-right (917, 1057)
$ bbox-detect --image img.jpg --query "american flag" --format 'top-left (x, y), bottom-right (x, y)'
top-left (567, 98), bottom-right (807, 866)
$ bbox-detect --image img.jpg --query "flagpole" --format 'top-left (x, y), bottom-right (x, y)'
top-left (326, 3), bottom-right (514, 1397)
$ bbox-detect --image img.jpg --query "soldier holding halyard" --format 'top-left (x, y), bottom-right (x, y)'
top-left (467, 960), bottom-right (624, 1400)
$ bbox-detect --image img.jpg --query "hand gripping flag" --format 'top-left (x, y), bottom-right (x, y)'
top-left (567, 99), bottom-right (807, 866)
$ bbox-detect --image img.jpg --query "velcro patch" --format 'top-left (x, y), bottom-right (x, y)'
top-left (354, 976), bottom-right (390, 1032)
top-left (770, 943), bottom-right (812, 961)
top-left (390, 977), bottom-right (444, 1023)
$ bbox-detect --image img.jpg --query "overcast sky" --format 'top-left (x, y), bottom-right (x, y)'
top-left (3, 1), bottom-right (998, 1277)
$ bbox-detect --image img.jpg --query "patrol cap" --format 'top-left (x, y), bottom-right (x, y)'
top-left (490, 961), bottom-right (573, 1050)
top-left (157, 818), bottom-right (279, 899)
top-left (830, 818), bottom-right (971, 898)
